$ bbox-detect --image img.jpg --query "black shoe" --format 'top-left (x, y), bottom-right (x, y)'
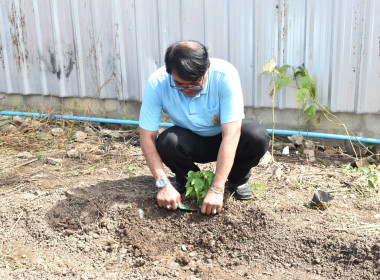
top-left (172, 181), bottom-right (186, 194)
top-left (230, 183), bottom-right (253, 200)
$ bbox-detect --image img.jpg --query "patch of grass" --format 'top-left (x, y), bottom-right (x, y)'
top-left (248, 182), bottom-right (267, 198)
top-left (364, 224), bottom-right (380, 233)
top-left (39, 134), bottom-right (50, 141)
top-left (290, 177), bottom-right (303, 190)
top-left (339, 164), bottom-right (379, 196)
top-left (64, 126), bottom-right (76, 143)
top-left (122, 115), bottom-right (136, 121)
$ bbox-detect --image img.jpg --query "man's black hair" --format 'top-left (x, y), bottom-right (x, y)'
top-left (164, 40), bottom-right (210, 81)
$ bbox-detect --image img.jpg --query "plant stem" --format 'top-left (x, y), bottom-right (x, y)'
top-left (313, 101), bottom-right (371, 159)
top-left (271, 71), bottom-right (276, 161)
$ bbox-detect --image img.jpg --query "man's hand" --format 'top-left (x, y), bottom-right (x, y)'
top-left (157, 183), bottom-right (182, 210)
top-left (201, 190), bottom-right (223, 215)
top-left (201, 120), bottom-right (240, 215)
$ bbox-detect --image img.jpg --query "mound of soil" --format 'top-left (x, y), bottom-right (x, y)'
top-left (0, 118), bottom-right (379, 279)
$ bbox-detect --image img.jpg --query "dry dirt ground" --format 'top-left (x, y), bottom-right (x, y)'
top-left (0, 116), bottom-right (379, 280)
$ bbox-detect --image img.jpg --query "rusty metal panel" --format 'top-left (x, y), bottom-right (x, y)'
top-left (0, 0), bottom-right (379, 115)
top-left (0, 0), bottom-right (27, 94)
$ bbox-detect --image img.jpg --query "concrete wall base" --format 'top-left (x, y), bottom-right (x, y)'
top-left (245, 107), bottom-right (380, 140)
top-left (1, 94), bottom-right (141, 121)
top-left (1, 94), bottom-right (379, 142)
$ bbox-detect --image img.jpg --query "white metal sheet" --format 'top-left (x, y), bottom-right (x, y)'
top-left (0, 0), bottom-right (379, 115)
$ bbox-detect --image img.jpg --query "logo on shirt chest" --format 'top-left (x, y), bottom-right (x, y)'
top-left (212, 115), bottom-right (221, 125)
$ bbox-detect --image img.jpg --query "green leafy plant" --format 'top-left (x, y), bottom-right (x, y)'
top-left (339, 164), bottom-right (379, 196)
top-left (264, 60), bottom-right (322, 127)
top-left (127, 164), bottom-right (136, 182)
top-left (185, 170), bottom-right (215, 205)
top-left (263, 57), bottom-right (369, 160)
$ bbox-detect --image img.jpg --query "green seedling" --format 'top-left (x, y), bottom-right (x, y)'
top-left (263, 57), bottom-right (368, 160)
top-left (185, 170), bottom-right (215, 205)
top-left (36, 151), bottom-right (43, 159)
top-left (249, 182), bottom-right (267, 198)
top-left (263, 59), bottom-right (324, 128)
top-left (127, 164), bottom-right (136, 182)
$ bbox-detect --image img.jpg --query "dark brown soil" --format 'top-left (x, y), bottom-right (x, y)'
top-left (0, 117), bottom-right (379, 280)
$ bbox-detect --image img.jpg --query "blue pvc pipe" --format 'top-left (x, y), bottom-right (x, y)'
top-left (1, 111), bottom-right (380, 144)
top-left (267, 129), bottom-right (380, 144)
top-left (0, 110), bottom-right (173, 128)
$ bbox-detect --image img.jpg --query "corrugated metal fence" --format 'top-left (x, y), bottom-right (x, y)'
top-left (0, 0), bottom-right (379, 113)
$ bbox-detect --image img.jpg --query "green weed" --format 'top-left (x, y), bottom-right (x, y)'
top-left (339, 164), bottom-right (379, 196)
top-left (249, 182), bottom-right (267, 198)
top-left (122, 115), bottom-right (136, 121)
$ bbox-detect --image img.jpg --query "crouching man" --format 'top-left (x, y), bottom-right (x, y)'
top-left (139, 40), bottom-right (270, 215)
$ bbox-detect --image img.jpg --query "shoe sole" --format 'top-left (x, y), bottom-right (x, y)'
top-left (231, 190), bottom-right (253, 200)
top-left (233, 194), bottom-right (253, 200)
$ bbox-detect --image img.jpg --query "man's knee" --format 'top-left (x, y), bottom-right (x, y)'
top-left (156, 128), bottom-right (179, 156)
top-left (241, 119), bottom-right (270, 155)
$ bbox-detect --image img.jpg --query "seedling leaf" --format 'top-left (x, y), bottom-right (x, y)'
top-left (301, 76), bottom-right (313, 90)
top-left (278, 65), bottom-right (291, 73)
top-left (275, 74), bottom-right (290, 91)
top-left (304, 105), bottom-right (316, 122)
top-left (263, 59), bottom-right (276, 73)
top-left (185, 170), bottom-right (215, 205)
top-left (296, 88), bottom-right (310, 105)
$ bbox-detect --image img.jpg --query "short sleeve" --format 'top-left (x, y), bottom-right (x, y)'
top-left (139, 81), bottom-right (163, 131)
top-left (219, 67), bottom-right (245, 124)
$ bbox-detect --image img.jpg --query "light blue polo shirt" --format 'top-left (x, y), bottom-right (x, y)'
top-left (139, 58), bottom-right (245, 136)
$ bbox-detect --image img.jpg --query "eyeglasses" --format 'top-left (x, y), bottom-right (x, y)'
top-left (169, 74), bottom-right (205, 90)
